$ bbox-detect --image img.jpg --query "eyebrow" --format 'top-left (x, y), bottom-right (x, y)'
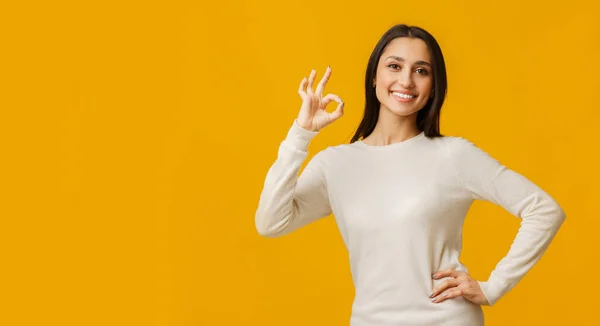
top-left (385, 56), bottom-right (432, 67)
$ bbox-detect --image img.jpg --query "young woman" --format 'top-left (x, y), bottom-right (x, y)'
top-left (254, 24), bottom-right (566, 326)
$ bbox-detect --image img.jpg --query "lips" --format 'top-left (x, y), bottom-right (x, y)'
top-left (390, 90), bottom-right (416, 96)
top-left (391, 91), bottom-right (417, 101)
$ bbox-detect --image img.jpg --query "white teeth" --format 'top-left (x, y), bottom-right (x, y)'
top-left (392, 91), bottom-right (416, 99)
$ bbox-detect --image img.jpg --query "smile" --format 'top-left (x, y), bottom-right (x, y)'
top-left (391, 91), bottom-right (417, 101)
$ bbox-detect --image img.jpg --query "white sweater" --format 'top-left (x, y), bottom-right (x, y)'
top-left (255, 120), bottom-right (566, 326)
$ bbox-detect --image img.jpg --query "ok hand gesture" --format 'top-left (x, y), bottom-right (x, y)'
top-left (297, 67), bottom-right (344, 132)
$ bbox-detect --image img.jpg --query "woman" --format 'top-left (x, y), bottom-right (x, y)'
top-left (254, 24), bottom-right (565, 326)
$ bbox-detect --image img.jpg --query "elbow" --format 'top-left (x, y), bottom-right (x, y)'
top-left (528, 197), bottom-right (567, 231)
top-left (257, 229), bottom-right (280, 238)
top-left (540, 191), bottom-right (567, 227)
top-left (254, 212), bottom-right (273, 237)
top-left (255, 223), bottom-right (278, 238)
top-left (255, 225), bottom-right (284, 238)
top-left (548, 200), bottom-right (566, 229)
top-left (556, 206), bottom-right (567, 226)
top-left (255, 211), bottom-right (286, 238)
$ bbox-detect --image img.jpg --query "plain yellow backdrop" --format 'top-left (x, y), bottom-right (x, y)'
top-left (1, 0), bottom-right (598, 325)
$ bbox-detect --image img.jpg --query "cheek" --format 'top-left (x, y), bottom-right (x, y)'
top-left (376, 70), bottom-right (394, 86)
top-left (375, 87), bottom-right (386, 102)
top-left (417, 78), bottom-right (433, 95)
top-left (377, 80), bottom-right (395, 99)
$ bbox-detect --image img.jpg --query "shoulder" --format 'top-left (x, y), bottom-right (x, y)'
top-left (445, 134), bottom-right (490, 150)
top-left (321, 141), bottom-right (363, 155)
top-left (428, 135), bottom-right (500, 171)
top-left (306, 143), bottom-right (346, 165)
top-left (426, 134), bottom-right (478, 156)
top-left (307, 141), bottom-right (368, 168)
top-left (314, 143), bottom-right (352, 164)
top-left (434, 134), bottom-right (476, 146)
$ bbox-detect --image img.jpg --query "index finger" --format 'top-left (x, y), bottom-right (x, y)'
top-left (315, 66), bottom-right (332, 96)
top-left (432, 268), bottom-right (459, 279)
top-left (430, 278), bottom-right (461, 298)
top-left (298, 76), bottom-right (308, 96)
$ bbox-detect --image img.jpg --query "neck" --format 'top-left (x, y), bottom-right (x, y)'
top-left (362, 107), bottom-right (421, 146)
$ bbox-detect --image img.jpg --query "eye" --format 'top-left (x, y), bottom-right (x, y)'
top-left (416, 68), bottom-right (429, 75)
top-left (387, 63), bottom-right (400, 70)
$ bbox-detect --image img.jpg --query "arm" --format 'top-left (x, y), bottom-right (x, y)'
top-left (449, 137), bottom-right (566, 306)
top-left (254, 119), bottom-right (332, 237)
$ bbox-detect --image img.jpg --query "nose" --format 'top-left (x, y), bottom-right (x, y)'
top-left (398, 69), bottom-right (415, 89)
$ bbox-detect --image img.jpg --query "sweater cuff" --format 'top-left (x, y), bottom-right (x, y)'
top-left (478, 273), bottom-right (511, 307)
top-left (285, 119), bottom-right (320, 150)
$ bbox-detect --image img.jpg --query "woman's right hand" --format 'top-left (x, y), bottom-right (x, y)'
top-left (297, 67), bottom-right (344, 132)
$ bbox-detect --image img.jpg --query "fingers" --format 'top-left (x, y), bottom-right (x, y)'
top-left (432, 288), bottom-right (464, 303)
top-left (433, 268), bottom-right (460, 280)
top-left (302, 67), bottom-right (330, 95)
top-left (298, 76), bottom-right (308, 99)
top-left (299, 69), bottom-right (341, 127)
top-left (315, 66), bottom-right (332, 97)
top-left (322, 94), bottom-right (342, 106)
top-left (307, 69), bottom-right (316, 95)
top-left (322, 94), bottom-right (345, 121)
top-left (430, 278), bottom-right (461, 299)
top-left (430, 269), bottom-right (482, 304)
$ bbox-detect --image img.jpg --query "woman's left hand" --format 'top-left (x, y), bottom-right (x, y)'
top-left (430, 268), bottom-right (490, 306)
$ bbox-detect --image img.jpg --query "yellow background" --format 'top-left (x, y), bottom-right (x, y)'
top-left (1, 0), bottom-right (598, 325)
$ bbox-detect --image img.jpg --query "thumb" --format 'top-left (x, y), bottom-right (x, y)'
top-left (323, 94), bottom-right (344, 122)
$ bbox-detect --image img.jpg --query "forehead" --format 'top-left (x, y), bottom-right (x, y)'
top-left (381, 37), bottom-right (431, 62)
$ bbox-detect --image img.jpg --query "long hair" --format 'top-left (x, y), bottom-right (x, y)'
top-left (350, 24), bottom-right (448, 142)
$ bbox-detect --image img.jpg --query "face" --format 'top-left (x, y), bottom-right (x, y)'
top-left (373, 37), bottom-right (434, 118)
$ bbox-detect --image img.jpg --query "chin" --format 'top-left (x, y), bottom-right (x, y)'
top-left (381, 101), bottom-right (424, 117)
top-left (390, 109), bottom-right (421, 118)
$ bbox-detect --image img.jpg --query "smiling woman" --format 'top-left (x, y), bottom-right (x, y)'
top-left (255, 24), bottom-right (566, 326)
top-left (362, 37), bottom-right (435, 143)
top-left (353, 24), bottom-right (447, 144)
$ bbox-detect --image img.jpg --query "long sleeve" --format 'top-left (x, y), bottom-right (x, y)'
top-left (448, 137), bottom-right (566, 306)
top-left (254, 120), bottom-right (333, 237)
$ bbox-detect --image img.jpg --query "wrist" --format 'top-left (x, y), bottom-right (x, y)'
top-left (296, 121), bottom-right (318, 132)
